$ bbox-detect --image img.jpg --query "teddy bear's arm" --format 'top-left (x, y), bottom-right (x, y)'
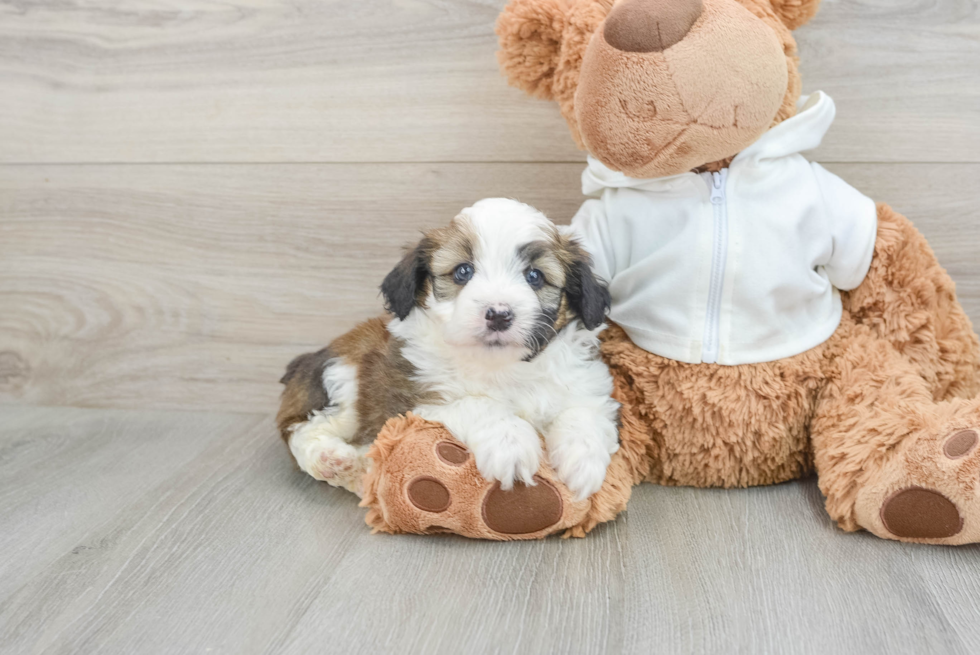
top-left (812, 163), bottom-right (878, 291)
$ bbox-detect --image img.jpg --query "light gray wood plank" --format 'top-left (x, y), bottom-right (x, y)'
top-left (2, 405), bottom-right (980, 655)
top-left (618, 483), bottom-right (980, 654)
top-left (802, 0), bottom-right (980, 164)
top-left (0, 407), bottom-right (266, 603)
top-left (0, 406), bottom-right (369, 655)
top-left (0, 0), bottom-right (977, 164)
top-left (2, 162), bottom-right (978, 414)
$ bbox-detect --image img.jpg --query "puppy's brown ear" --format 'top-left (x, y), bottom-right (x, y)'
top-left (769, 0), bottom-right (821, 30)
top-left (381, 239), bottom-right (431, 320)
top-left (565, 247), bottom-right (611, 330)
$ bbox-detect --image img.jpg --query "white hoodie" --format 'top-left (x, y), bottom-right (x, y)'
top-left (571, 92), bottom-right (877, 365)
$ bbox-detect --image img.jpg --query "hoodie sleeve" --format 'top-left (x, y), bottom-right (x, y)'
top-left (569, 198), bottom-right (616, 285)
top-left (812, 162), bottom-right (878, 291)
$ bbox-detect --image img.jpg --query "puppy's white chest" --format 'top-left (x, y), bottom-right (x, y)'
top-left (457, 368), bottom-right (565, 429)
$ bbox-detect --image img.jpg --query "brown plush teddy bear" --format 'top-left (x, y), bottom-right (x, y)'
top-left (287, 0), bottom-right (980, 544)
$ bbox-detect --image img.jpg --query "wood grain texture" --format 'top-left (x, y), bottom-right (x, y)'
top-left (2, 162), bottom-right (979, 413)
top-left (0, 0), bottom-right (977, 164)
top-left (2, 0), bottom-right (980, 652)
top-left (2, 405), bottom-right (980, 655)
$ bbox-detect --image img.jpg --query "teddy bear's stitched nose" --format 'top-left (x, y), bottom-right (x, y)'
top-left (603, 0), bottom-right (704, 53)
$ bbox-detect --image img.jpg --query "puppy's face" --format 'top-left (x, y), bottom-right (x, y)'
top-left (381, 199), bottom-right (610, 360)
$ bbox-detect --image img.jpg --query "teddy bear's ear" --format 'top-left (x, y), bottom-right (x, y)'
top-left (496, 0), bottom-right (569, 100)
top-left (768, 0), bottom-right (821, 30)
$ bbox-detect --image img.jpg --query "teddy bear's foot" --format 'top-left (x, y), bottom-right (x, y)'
top-left (360, 414), bottom-right (607, 539)
top-left (855, 426), bottom-right (980, 544)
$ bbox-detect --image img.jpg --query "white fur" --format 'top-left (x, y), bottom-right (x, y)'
top-left (288, 361), bottom-right (370, 496)
top-left (290, 198), bottom-right (620, 501)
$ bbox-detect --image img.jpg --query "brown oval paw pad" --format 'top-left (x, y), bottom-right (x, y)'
top-left (407, 477), bottom-right (451, 513)
top-left (944, 430), bottom-right (978, 459)
top-left (481, 476), bottom-right (563, 535)
top-left (436, 441), bottom-right (469, 466)
top-left (880, 487), bottom-right (963, 539)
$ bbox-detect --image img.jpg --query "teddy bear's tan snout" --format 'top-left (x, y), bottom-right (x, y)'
top-left (604, 0), bottom-right (704, 53)
top-left (575, 0), bottom-right (792, 179)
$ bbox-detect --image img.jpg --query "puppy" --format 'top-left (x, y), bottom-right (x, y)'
top-left (276, 198), bottom-right (620, 500)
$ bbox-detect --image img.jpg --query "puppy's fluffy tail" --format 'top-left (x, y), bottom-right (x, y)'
top-left (276, 347), bottom-right (333, 442)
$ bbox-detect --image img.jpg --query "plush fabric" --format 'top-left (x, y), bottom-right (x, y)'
top-left (361, 408), bottom-right (650, 539)
top-left (354, 0), bottom-right (980, 544)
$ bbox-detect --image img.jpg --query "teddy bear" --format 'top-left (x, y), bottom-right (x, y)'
top-left (299, 0), bottom-right (980, 544)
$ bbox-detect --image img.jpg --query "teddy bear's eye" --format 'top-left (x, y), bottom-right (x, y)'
top-left (453, 263), bottom-right (474, 285)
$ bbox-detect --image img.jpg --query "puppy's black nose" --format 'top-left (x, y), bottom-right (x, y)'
top-left (485, 307), bottom-right (514, 332)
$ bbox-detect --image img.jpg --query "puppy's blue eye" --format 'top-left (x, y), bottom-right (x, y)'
top-left (525, 268), bottom-right (544, 289)
top-left (453, 263), bottom-right (474, 285)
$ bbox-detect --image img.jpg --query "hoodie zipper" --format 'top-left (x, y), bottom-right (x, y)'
top-left (702, 169), bottom-right (729, 364)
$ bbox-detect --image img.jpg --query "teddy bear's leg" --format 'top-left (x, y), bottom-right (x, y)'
top-left (812, 319), bottom-right (980, 544)
top-left (359, 413), bottom-right (644, 539)
top-left (844, 204), bottom-right (980, 401)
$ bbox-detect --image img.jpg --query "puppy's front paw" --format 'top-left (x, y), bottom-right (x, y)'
top-left (468, 417), bottom-right (542, 491)
top-left (547, 435), bottom-right (613, 502)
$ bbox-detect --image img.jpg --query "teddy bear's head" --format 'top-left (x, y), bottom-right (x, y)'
top-left (497, 0), bottom-right (820, 177)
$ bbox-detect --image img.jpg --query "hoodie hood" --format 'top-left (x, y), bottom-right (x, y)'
top-left (583, 92), bottom-right (836, 196)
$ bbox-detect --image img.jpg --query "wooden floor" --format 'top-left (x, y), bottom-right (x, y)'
top-left (2, 1), bottom-right (980, 653)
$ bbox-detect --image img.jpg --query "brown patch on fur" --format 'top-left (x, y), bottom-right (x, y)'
top-left (381, 217), bottom-right (476, 319)
top-left (550, 232), bottom-right (586, 331)
top-left (518, 236), bottom-right (567, 325)
top-left (277, 347), bottom-right (333, 442)
top-left (427, 215), bottom-right (478, 302)
top-left (277, 318), bottom-right (439, 460)
top-left (350, 325), bottom-right (439, 446)
top-left (552, 295), bottom-right (574, 334)
top-left (520, 227), bottom-right (610, 355)
top-left (330, 315), bottom-right (391, 361)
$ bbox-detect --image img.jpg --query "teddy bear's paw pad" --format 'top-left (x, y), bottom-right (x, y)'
top-left (880, 487), bottom-right (964, 540)
top-left (436, 441), bottom-right (470, 466)
top-left (407, 476), bottom-right (452, 513)
top-left (944, 430), bottom-right (978, 459)
top-left (481, 475), bottom-right (563, 535)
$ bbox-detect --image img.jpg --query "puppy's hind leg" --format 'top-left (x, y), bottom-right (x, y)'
top-left (277, 349), bottom-right (369, 496)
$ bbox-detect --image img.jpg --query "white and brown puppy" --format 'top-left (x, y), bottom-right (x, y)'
top-left (277, 198), bottom-right (620, 500)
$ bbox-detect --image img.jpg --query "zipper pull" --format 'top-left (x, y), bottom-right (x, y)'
top-left (710, 171), bottom-right (725, 205)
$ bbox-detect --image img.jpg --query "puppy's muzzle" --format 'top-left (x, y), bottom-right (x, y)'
top-left (485, 306), bottom-right (515, 332)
